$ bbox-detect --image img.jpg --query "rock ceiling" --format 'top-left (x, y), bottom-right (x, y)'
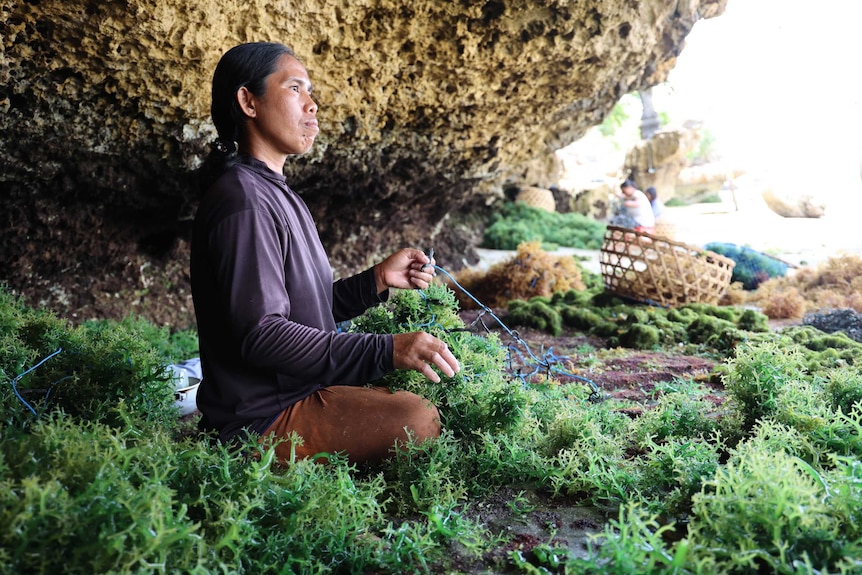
top-left (0, 0), bottom-right (727, 324)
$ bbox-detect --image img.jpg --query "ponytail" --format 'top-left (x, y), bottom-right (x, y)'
top-left (197, 138), bottom-right (239, 195)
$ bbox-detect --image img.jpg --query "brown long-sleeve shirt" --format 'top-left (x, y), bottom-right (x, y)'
top-left (191, 155), bottom-right (393, 443)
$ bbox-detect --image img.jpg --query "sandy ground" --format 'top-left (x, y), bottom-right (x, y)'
top-left (658, 194), bottom-right (862, 269)
top-left (474, 190), bottom-right (862, 275)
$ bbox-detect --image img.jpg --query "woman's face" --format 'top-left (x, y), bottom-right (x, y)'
top-left (241, 54), bottom-right (319, 163)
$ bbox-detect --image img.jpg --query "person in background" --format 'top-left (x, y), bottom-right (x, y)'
top-left (191, 42), bottom-right (460, 466)
top-left (645, 186), bottom-right (664, 219)
top-left (619, 179), bottom-right (655, 232)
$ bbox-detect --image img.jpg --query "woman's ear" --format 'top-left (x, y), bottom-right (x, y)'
top-left (236, 86), bottom-right (256, 118)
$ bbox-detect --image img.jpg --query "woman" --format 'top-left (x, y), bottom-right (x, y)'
top-left (619, 179), bottom-right (656, 232)
top-left (191, 42), bottom-right (459, 465)
top-left (645, 186), bottom-right (664, 218)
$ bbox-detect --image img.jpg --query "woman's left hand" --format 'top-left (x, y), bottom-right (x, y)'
top-left (374, 248), bottom-right (435, 293)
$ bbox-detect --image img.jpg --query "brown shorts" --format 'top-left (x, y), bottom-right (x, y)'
top-left (260, 385), bottom-right (440, 465)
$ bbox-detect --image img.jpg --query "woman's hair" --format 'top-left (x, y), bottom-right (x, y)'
top-left (198, 42), bottom-right (296, 192)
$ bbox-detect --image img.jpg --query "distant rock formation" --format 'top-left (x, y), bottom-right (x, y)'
top-left (623, 128), bottom-right (699, 200)
top-left (761, 189), bottom-right (826, 218)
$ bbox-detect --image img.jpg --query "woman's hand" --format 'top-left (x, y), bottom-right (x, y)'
top-left (374, 248), bottom-right (436, 293)
top-left (392, 332), bottom-right (460, 383)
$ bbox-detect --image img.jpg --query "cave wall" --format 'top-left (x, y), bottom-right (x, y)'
top-left (0, 0), bottom-right (727, 326)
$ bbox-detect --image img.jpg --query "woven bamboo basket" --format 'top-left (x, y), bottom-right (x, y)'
top-left (515, 187), bottom-right (556, 212)
top-left (600, 225), bottom-right (735, 307)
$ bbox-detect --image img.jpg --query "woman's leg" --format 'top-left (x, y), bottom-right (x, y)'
top-left (261, 386), bottom-right (440, 465)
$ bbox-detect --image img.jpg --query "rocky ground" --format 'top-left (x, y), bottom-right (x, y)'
top-left (457, 307), bottom-right (722, 407)
top-left (438, 305), bottom-right (729, 573)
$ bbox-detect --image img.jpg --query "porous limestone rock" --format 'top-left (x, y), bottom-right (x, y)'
top-left (571, 183), bottom-right (616, 220)
top-left (623, 127), bottom-right (699, 200)
top-left (675, 162), bottom-right (745, 202)
top-left (761, 188), bottom-right (826, 218)
top-left (0, 0), bottom-right (727, 325)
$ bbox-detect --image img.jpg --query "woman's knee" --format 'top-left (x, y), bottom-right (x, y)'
top-left (395, 390), bottom-right (441, 441)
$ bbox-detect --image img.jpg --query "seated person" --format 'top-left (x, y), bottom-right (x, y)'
top-left (645, 186), bottom-right (664, 218)
top-left (618, 179), bottom-right (655, 232)
top-left (191, 42), bottom-right (460, 466)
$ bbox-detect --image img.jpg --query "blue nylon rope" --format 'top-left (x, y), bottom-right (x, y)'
top-left (430, 264), bottom-right (602, 401)
top-left (9, 347), bottom-right (64, 415)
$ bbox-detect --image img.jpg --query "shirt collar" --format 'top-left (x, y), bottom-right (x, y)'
top-left (238, 154), bottom-right (288, 187)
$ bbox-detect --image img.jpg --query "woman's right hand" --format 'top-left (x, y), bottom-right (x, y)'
top-left (392, 332), bottom-right (460, 383)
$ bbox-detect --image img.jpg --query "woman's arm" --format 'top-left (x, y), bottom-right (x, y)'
top-left (209, 207), bottom-right (393, 383)
top-left (331, 248), bottom-right (435, 322)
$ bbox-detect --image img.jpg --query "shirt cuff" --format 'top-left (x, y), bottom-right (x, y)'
top-left (360, 266), bottom-right (390, 304)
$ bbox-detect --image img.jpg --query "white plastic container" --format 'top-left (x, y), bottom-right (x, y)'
top-left (173, 375), bottom-right (201, 416)
top-left (167, 360), bottom-right (203, 416)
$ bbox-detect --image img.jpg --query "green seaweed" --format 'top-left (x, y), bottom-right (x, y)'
top-left (482, 201), bottom-right (606, 251)
top-left (507, 291), bottom-right (773, 356)
top-left (5, 281), bottom-right (862, 574)
top-left (618, 323), bottom-right (660, 350)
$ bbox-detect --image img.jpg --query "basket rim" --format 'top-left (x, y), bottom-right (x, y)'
top-left (602, 225), bottom-right (736, 269)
